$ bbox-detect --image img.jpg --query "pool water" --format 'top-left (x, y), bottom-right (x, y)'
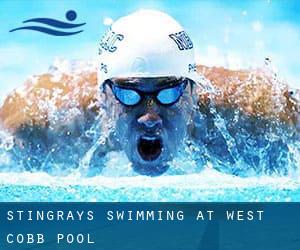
top-left (0, 137), bottom-right (299, 201)
top-left (0, 169), bottom-right (299, 201)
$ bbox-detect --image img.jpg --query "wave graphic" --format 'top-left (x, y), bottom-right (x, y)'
top-left (9, 10), bottom-right (85, 36)
top-left (9, 26), bottom-right (83, 36)
top-left (23, 18), bottom-right (85, 28)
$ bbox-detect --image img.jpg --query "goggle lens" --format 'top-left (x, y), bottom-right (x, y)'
top-left (156, 84), bottom-right (184, 105)
top-left (112, 85), bottom-right (141, 106)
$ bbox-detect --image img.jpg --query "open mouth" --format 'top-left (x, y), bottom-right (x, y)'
top-left (137, 136), bottom-right (163, 161)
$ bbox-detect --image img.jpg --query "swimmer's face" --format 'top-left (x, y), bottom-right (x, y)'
top-left (104, 77), bottom-right (194, 176)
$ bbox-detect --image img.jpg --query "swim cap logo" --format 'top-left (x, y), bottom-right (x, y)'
top-left (188, 63), bottom-right (197, 72)
top-left (100, 63), bottom-right (108, 74)
top-left (99, 29), bottom-right (124, 53)
top-left (9, 10), bottom-right (85, 36)
top-left (131, 57), bottom-right (148, 73)
top-left (169, 31), bottom-right (193, 50)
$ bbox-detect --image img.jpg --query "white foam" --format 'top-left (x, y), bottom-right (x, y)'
top-left (0, 168), bottom-right (298, 190)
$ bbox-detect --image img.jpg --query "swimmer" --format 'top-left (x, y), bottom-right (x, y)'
top-left (0, 10), bottom-right (299, 176)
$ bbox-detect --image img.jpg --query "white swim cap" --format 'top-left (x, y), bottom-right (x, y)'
top-left (97, 9), bottom-right (201, 85)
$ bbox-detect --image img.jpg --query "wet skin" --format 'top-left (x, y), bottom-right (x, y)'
top-left (103, 77), bottom-right (195, 176)
top-left (102, 76), bottom-right (294, 176)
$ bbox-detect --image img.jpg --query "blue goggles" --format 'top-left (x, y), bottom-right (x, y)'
top-left (103, 79), bottom-right (190, 107)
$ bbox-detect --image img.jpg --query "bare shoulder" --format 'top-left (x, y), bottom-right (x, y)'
top-left (1, 64), bottom-right (298, 132)
top-left (197, 65), bottom-right (299, 128)
top-left (0, 70), bottom-right (99, 133)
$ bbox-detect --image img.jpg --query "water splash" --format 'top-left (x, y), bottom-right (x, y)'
top-left (0, 59), bottom-right (299, 201)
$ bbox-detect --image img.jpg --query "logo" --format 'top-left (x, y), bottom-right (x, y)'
top-left (9, 10), bottom-right (85, 36)
top-left (99, 29), bottom-right (124, 54)
top-left (169, 31), bottom-right (193, 50)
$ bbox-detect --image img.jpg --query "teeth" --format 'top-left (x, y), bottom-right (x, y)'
top-left (141, 136), bottom-right (158, 141)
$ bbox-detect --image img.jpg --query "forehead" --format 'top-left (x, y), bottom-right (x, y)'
top-left (111, 77), bottom-right (184, 92)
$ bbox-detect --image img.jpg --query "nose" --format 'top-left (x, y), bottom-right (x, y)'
top-left (137, 113), bottom-right (162, 129)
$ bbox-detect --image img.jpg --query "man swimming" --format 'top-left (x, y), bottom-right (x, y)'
top-left (0, 10), bottom-right (299, 176)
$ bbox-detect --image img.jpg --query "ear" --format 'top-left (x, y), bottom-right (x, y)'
top-left (98, 85), bottom-right (109, 111)
top-left (99, 81), bottom-right (115, 114)
top-left (190, 82), bottom-right (199, 106)
top-left (100, 79), bottom-right (110, 94)
top-left (99, 80), bottom-right (109, 103)
top-left (186, 93), bottom-right (198, 136)
top-left (190, 79), bottom-right (195, 93)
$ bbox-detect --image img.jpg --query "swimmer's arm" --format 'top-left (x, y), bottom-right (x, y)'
top-left (197, 65), bottom-right (299, 128)
top-left (1, 65), bottom-right (298, 131)
top-left (0, 71), bottom-right (99, 133)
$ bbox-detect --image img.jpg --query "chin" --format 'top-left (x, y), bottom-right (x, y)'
top-left (132, 162), bottom-right (169, 176)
